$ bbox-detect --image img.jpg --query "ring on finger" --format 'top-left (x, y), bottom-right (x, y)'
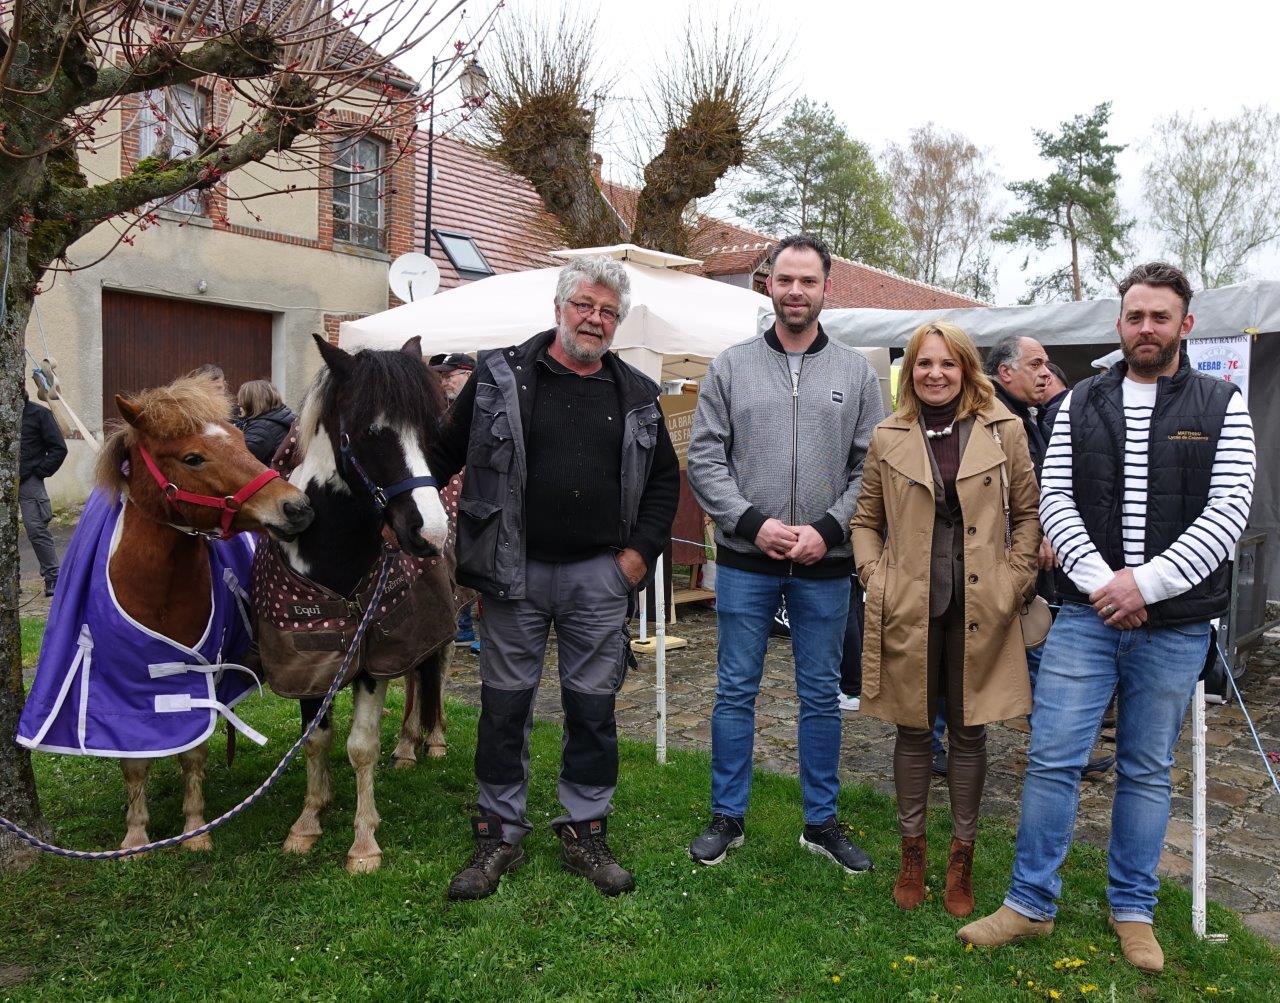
top-left (1103, 603), bottom-right (1116, 616)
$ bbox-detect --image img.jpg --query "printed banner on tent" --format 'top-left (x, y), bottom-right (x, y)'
top-left (1186, 335), bottom-right (1250, 402)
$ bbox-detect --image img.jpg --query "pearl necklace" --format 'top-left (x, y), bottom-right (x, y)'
top-left (924, 423), bottom-right (955, 439)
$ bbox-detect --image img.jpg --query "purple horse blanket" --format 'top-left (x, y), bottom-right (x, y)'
top-left (17, 490), bottom-right (264, 758)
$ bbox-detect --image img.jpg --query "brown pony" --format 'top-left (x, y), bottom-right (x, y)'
top-left (96, 374), bottom-right (313, 850)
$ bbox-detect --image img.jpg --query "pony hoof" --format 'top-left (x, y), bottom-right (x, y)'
top-left (391, 755), bottom-right (417, 770)
top-left (426, 744), bottom-right (447, 759)
top-left (120, 833), bottom-right (150, 854)
top-left (182, 833), bottom-right (213, 852)
top-left (346, 853), bottom-right (382, 875)
top-left (283, 832), bottom-right (319, 855)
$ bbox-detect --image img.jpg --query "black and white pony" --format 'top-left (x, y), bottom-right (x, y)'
top-left (273, 334), bottom-right (453, 874)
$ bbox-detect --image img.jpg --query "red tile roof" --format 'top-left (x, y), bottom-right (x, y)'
top-left (414, 142), bottom-right (984, 310)
top-left (415, 136), bottom-right (568, 289)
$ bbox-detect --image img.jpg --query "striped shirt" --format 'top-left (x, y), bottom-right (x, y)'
top-left (1039, 378), bottom-right (1255, 603)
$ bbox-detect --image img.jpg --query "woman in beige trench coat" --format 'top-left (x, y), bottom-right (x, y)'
top-left (852, 321), bottom-right (1039, 918)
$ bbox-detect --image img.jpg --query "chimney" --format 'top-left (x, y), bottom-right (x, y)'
top-left (591, 152), bottom-right (604, 185)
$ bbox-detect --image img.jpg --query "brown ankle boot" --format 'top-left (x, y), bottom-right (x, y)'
top-left (943, 838), bottom-right (975, 917)
top-left (893, 835), bottom-right (927, 910)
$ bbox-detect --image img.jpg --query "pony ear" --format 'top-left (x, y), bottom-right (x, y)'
top-left (400, 335), bottom-right (422, 358)
top-left (116, 394), bottom-right (143, 428)
top-left (312, 332), bottom-right (353, 381)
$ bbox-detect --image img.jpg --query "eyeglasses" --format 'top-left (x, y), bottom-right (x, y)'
top-left (566, 299), bottom-right (620, 325)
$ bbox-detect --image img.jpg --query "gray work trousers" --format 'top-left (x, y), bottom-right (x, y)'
top-left (18, 478), bottom-right (59, 583)
top-left (475, 551), bottom-right (631, 845)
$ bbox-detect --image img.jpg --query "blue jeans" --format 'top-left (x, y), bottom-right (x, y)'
top-left (711, 565), bottom-right (850, 824)
top-left (1026, 642), bottom-right (1043, 692)
top-left (1005, 602), bottom-right (1210, 924)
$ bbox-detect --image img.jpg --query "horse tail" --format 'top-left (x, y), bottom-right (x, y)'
top-left (418, 649), bottom-right (445, 737)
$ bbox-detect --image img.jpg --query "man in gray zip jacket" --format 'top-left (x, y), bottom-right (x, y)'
top-left (432, 255), bottom-right (679, 901)
top-left (686, 235), bottom-right (884, 872)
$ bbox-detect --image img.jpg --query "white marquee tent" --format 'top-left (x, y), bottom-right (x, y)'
top-left (339, 245), bottom-right (772, 385)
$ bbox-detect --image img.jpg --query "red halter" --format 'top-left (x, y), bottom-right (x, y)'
top-left (135, 444), bottom-right (282, 540)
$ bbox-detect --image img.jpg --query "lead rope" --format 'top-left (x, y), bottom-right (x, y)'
top-left (0, 549), bottom-right (396, 860)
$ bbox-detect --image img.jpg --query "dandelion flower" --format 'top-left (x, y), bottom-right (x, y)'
top-left (832, 976), bottom-right (841, 984)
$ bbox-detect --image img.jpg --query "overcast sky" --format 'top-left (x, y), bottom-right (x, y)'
top-left (441, 0), bottom-right (1273, 305)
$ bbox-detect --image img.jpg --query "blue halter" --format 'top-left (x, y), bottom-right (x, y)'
top-left (338, 424), bottom-right (439, 513)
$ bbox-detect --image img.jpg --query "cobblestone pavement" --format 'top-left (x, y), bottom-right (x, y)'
top-left (446, 604), bottom-right (1280, 946)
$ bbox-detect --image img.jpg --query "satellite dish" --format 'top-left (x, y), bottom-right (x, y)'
top-left (388, 253), bottom-right (440, 302)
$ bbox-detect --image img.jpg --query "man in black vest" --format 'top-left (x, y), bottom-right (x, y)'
top-left (960, 263), bottom-right (1256, 974)
top-left (434, 255), bottom-right (679, 901)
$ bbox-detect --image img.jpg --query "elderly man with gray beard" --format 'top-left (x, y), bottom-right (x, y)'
top-left (432, 255), bottom-right (679, 900)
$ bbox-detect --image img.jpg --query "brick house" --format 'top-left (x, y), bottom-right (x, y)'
top-left (28, 27), bottom-right (418, 504)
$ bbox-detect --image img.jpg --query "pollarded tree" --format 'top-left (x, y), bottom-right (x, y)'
top-left (1143, 106), bottom-right (1280, 289)
top-left (477, 8), bottom-right (784, 256)
top-left (995, 103), bottom-right (1133, 303)
top-left (0, 0), bottom-right (496, 869)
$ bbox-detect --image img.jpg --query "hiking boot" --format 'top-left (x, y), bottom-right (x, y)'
top-left (446, 814), bottom-right (524, 901)
top-left (800, 818), bottom-right (873, 874)
top-left (893, 834), bottom-right (927, 910)
top-left (555, 818), bottom-right (634, 896)
top-left (43, 577), bottom-right (57, 598)
top-left (690, 814), bottom-right (745, 865)
top-left (1109, 917), bottom-right (1163, 974)
top-left (943, 838), bottom-right (975, 918)
top-left (957, 905), bottom-right (1053, 946)
top-left (931, 747), bottom-right (949, 776)
top-left (1082, 754), bottom-right (1115, 781)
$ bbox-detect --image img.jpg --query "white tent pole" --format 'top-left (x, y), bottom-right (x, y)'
top-left (639, 589), bottom-right (648, 642)
top-left (1192, 678), bottom-right (1208, 939)
top-left (655, 559), bottom-right (667, 765)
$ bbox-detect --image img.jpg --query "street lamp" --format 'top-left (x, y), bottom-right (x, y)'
top-left (423, 55), bottom-right (489, 256)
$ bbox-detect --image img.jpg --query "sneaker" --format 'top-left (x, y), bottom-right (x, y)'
top-left (43, 577), bottom-right (57, 598)
top-left (555, 818), bottom-right (634, 896)
top-left (800, 819), bottom-right (873, 874)
top-left (689, 814), bottom-right (745, 865)
top-left (931, 747), bottom-right (949, 776)
top-left (454, 627), bottom-right (476, 645)
top-left (838, 692), bottom-right (860, 712)
top-left (446, 814), bottom-right (524, 901)
top-left (469, 639), bottom-right (481, 655)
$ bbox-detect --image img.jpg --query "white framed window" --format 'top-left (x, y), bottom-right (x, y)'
top-left (136, 85), bottom-right (204, 215)
top-left (332, 135), bottom-right (386, 251)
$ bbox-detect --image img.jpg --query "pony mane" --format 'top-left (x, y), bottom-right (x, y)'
top-left (95, 375), bottom-right (232, 495)
top-left (297, 347), bottom-right (446, 458)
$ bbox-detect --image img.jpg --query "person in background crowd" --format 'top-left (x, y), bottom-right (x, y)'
top-left (854, 322), bottom-right (1039, 918)
top-left (429, 352), bottom-right (481, 650)
top-left (190, 363), bottom-right (228, 403)
top-left (20, 386), bottom-right (68, 597)
top-left (1040, 362), bottom-right (1070, 437)
top-left (838, 577), bottom-right (864, 712)
top-left (430, 352), bottom-right (477, 405)
top-left (434, 255), bottom-right (679, 900)
top-left (959, 262), bottom-right (1256, 974)
top-left (985, 336), bottom-right (1050, 471)
top-left (686, 234), bottom-right (883, 874)
top-left (235, 380), bottom-right (295, 466)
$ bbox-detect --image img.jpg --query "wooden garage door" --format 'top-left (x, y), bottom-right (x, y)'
top-left (101, 291), bottom-right (273, 421)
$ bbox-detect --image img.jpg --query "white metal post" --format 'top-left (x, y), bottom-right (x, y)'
top-left (655, 559), bottom-right (667, 764)
top-left (1192, 678), bottom-right (1208, 938)
top-left (639, 588), bottom-right (648, 642)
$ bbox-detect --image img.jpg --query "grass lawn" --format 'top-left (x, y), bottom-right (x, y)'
top-left (19, 618), bottom-right (43, 668)
top-left (2, 688), bottom-right (1277, 1000)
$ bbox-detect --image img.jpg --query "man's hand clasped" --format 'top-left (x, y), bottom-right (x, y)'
top-left (755, 518), bottom-right (829, 565)
top-left (616, 547), bottom-right (648, 588)
top-left (1089, 567), bottom-right (1148, 630)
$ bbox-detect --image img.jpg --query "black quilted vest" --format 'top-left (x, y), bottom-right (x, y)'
top-left (1054, 352), bottom-right (1240, 625)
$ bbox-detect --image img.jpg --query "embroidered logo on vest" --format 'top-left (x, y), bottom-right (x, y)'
top-left (1169, 430), bottom-right (1209, 442)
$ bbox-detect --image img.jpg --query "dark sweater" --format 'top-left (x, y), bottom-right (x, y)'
top-left (20, 401), bottom-right (68, 482)
top-left (237, 405), bottom-right (296, 466)
top-left (524, 355), bottom-right (624, 563)
top-left (921, 398), bottom-right (960, 510)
